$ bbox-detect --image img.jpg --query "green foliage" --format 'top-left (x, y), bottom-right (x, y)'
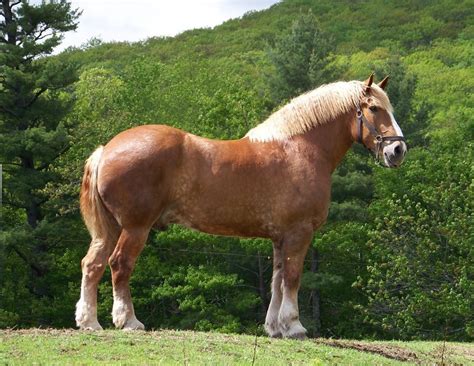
top-left (353, 37), bottom-right (474, 340)
top-left (151, 265), bottom-right (259, 332)
top-left (0, 0), bottom-right (79, 225)
top-left (358, 144), bottom-right (473, 340)
top-left (1, 0), bottom-right (472, 342)
top-left (0, 0), bottom-right (80, 328)
top-left (267, 10), bottom-right (333, 102)
top-left (126, 226), bottom-right (269, 333)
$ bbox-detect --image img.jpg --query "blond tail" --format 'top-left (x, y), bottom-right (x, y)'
top-left (80, 146), bottom-right (119, 242)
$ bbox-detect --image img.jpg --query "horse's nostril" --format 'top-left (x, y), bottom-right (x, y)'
top-left (394, 145), bottom-right (401, 156)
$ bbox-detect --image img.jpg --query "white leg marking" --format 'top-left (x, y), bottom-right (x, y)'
top-left (75, 279), bottom-right (102, 330)
top-left (265, 295), bottom-right (282, 337)
top-left (265, 266), bottom-right (283, 337)
top-left (278, 285), bottom-right (307, 339)
top-left (112, 291), bottom-right (144, 330)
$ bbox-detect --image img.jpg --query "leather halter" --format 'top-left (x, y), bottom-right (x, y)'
top-left (356, 106), bottom-right (406, 162)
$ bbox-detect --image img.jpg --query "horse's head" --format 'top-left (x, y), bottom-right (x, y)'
top-left (356, 74), bottom-right (407, 168)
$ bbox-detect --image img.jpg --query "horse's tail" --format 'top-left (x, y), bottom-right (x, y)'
top-left (80, 146), bottom-right (119, 243)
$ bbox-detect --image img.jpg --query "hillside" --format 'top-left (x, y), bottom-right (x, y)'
top-left (1, 0), bottom-right (473, 342)
top-left (63, 0), bottom-right (473, 65)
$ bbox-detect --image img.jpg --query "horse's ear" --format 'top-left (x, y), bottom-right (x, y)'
top-left (364, 73), bottom-right (374, 93)
top-left (378, 76), bottom-right (389, 90)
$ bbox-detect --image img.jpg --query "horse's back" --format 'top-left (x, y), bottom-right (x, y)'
top-left (103, 124), bottom-right (185, 155)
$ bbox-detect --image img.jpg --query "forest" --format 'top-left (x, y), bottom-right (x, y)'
top-left (0, 0), bottom-right (472, 341)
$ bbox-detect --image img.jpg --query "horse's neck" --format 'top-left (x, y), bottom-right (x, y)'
top-left (293, 111), bottom-right (355, 173)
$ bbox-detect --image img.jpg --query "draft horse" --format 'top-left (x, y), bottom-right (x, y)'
top-left (76, 75), bottom-right (407, 338)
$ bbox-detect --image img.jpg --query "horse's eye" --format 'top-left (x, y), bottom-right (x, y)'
top-left (369, 106), bottom-right (378, 112)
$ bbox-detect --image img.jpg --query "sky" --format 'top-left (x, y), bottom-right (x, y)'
top-left (53, 0), bottom-right (279, 51)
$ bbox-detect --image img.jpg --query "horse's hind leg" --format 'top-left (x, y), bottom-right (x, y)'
top-left (278, 225), bottom-right (313, 339)
top-left (108, 226), bottom-right (149, 330)
top-left (76, 238), bottom-right (115, 330)
top-left (265, 240), bottom-right (284, 338)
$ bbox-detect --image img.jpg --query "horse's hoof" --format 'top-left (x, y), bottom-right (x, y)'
top-left (287, 332), bottom-right (307, 340)
top-left (270, 332), bottom-right (282, 338)
top-left (79, 322), bottom-right (103, 331)
top-left (123, 318), bottom-right (145, 331)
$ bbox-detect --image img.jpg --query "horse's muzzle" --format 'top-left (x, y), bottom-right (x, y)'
top-left (383, 141), bottom-right (407, 168)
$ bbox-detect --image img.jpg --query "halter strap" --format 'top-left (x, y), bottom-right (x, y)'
top-left (357, 107), bottom-right (379, 144)
top-left (356, 106), bottom-right (406, 162)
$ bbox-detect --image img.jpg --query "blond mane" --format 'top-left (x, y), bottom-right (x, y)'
top-left (245, 80), bottom-right (393, 142)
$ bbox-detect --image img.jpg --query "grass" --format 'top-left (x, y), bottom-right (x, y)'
top-left (1, 329), bottom-right (473, 365)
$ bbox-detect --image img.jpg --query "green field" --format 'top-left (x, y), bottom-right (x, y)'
top-left (1, 329), bottom-right (473, 365)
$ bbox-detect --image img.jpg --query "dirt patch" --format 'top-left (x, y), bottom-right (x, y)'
top-left (0, 328), bottom-right (77, 337)
top-left (315, 338), bottom-right (419, 362)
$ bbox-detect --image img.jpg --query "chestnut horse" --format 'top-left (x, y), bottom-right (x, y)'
top-left (76, 75), bottom-right (406, 338)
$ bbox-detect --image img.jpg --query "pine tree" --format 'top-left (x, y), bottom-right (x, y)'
top-left (267, 10), bottom-right (332, 103)
top-left (1, 0), bottom-right (79, 227)
top-left (0, 0), bottom-right (80, 310)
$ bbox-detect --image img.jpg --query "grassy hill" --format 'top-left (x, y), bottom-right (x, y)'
top-left (1, 329), bottom-right (473, 365)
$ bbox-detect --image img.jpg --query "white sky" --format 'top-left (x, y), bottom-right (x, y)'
top-left (54, 0), bottom-right (279, 51)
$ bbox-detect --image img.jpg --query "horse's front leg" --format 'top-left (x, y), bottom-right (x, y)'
top-left (264, 240), bottom-right (284, 338)
top-left (278, 225), bottom-right (313, 339)
top-left (108, 227), bottom-right (149, 330)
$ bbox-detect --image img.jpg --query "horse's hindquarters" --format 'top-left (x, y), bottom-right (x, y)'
top-left (97, 125), bottom-right (186, 229)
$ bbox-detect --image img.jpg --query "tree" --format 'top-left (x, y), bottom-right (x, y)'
top-left (0, 0), bottom-right (80, 226)
top-left (357, 140), bottom-right (473, 340)
top-left (0, 0), bottom-right (80, 322)
top-left (267, 10), bottom-right (333, 103)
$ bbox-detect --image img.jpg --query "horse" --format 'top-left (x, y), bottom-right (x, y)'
top-left (75, 74), bottom-right (407, 339)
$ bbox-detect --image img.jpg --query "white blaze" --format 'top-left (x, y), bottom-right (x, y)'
top-left (389, 112), bottom-right (403, 137)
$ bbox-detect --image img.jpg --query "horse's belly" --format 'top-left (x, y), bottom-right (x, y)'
top-left (160, 205), bottom-right (274, 239)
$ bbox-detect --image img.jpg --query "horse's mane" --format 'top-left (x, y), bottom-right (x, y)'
top-left (245, 80), bottom-right (393, 142)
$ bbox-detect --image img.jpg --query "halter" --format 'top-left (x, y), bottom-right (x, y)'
top-left (356, 106), bottom-right (406, 163)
